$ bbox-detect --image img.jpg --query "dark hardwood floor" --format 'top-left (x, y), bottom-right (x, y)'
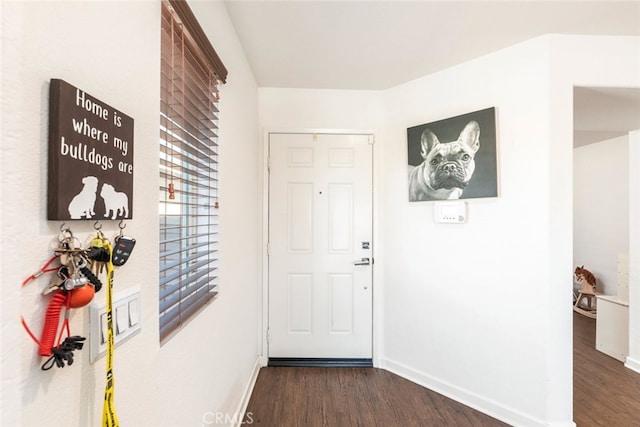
top-left (573, 312), bottom-right (640, 426)
top-left (244, 313), bottom-right (640, 426)
top-left (243, 366), bottom-right (507, 426)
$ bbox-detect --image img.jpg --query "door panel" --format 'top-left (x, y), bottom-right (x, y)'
top-left (268, 133), bottom-right (373, 359)
top-left (329, 273), bottom-right (354, 333)
top-left (287, 183), bottom-right (313, 253)
top-left (328, 183), bottom-right (353, 253)
top-left (287, 273), bottom-right (312, 333)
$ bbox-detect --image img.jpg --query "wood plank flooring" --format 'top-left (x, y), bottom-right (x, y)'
top-left (244, 313), bottom-right (640, 426)
top-left (573, 312), bottom-right (640, 426)
top-left (243, 366), bottom-right (507, 426)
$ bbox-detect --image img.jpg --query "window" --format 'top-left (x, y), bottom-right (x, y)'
top-left (159, 0), bottom-right (227, 342)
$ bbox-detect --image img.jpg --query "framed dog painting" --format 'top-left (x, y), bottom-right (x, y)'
top-left (407, 107), bottom-right (498, 202)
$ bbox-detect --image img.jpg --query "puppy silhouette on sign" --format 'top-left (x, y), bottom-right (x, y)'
top-left (48, 79), bottom-right (134, 220)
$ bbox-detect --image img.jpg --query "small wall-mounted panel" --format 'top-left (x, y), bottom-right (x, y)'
top-left (434, 201), bottom-right (467, 224)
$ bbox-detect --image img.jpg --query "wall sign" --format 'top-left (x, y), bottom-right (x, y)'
top-left (48, 79), bottom-right (134, 220)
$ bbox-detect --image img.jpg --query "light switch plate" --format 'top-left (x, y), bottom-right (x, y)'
top-left (89, 285), bottom-right (141, 363)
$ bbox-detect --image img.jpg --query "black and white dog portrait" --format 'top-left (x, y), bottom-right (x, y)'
top-left (407, 107), bottom-right (498, 202)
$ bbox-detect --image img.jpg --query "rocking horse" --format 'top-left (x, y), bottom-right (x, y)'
top-left (574, 266), bottom-right (598, 319)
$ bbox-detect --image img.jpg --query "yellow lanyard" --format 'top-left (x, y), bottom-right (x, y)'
top-left (102, 240), bottom-right (119, 427)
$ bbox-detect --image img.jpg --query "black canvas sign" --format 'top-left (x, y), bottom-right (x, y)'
top-left (48, 79), bottom-right (134, 220)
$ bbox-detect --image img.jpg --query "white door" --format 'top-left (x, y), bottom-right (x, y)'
top-left (268, 133), bottom-right (373, 359)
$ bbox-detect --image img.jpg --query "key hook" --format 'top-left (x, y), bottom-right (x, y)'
top-left (93, 221), bottom-right (102, 231)
top-left (58, 222), bottom-right (73, 241)
top-left (118, 220), bottom-right (126, 237)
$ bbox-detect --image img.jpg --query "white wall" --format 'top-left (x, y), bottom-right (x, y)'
top-left (627, 129), bottom-right (640, 373)
top-left (547, 37), bottom-right (640, 416)
top-left (259, 88), bottom-right (384, 130)
top-left (1, 1), bottom-right (260, 426)
top-left (259, 35), bottom-right (640, 427)
top-left (381, 37), bottom-right (555, 426)
top-left (574, 136), bottom-right (630, 296)
top-left (384, 35), bottom-right (640, 426)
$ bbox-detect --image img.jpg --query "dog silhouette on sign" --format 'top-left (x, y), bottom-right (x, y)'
top-left (100, 183), bottom-right (129, 219)
top-left (68, 176), bottom-right (99, 219)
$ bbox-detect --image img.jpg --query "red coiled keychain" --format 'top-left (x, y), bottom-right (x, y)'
top-left (38, 290), bottom-right (69, 356)
top-left (21, 235), bottom-right (91, 369)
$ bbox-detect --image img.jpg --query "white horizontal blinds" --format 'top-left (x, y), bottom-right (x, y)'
top-left (159, 1), bottom-right (222, 342)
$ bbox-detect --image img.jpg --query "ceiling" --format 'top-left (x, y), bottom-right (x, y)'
top-left (224, 1), bottom-right (640, 145)
top-left (574, 87), bottom-right (640, 147)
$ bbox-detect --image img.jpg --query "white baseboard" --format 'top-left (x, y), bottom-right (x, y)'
top-left (380, 358), bottom-right (570, 427)
top-left (625, 356), bottom-right (640, 374)
top-left (233, 356), bottom-right (263, 427)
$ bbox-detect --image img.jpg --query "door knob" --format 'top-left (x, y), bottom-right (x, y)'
top-left (353, 258), bottom-right (370, 266)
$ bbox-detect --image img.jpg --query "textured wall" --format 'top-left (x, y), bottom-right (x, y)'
top-left (1, 1), bottom-right (261, 426)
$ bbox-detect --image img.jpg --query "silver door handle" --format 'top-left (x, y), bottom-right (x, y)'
top-left (353, 258), bottom-right (370, 266)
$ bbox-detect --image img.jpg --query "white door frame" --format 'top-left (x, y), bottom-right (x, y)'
top-left (260, 128), bottom-right (381, 367)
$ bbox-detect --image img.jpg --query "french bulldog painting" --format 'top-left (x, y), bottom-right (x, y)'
top-left (408, 121), bottom-right (480, 201)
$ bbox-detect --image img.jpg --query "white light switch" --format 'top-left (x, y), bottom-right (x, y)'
top-left (89, 286), bottom-right (142, 363)
top-left (128, 299), bottom-right (139, 327)
top-left (100, 313), bottom-right (107, 344)
top-left (116, 305), bottom-right (129, 334)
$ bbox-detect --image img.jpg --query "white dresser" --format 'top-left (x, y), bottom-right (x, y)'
top-left (595, 253), bottom-right (629, 362)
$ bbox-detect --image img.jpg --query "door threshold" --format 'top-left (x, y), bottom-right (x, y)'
top-left (268, 358), bottom-right (373, 368)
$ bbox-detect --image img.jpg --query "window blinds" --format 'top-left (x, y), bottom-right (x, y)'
top-left (159, 1), bottom-right (225, 342)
